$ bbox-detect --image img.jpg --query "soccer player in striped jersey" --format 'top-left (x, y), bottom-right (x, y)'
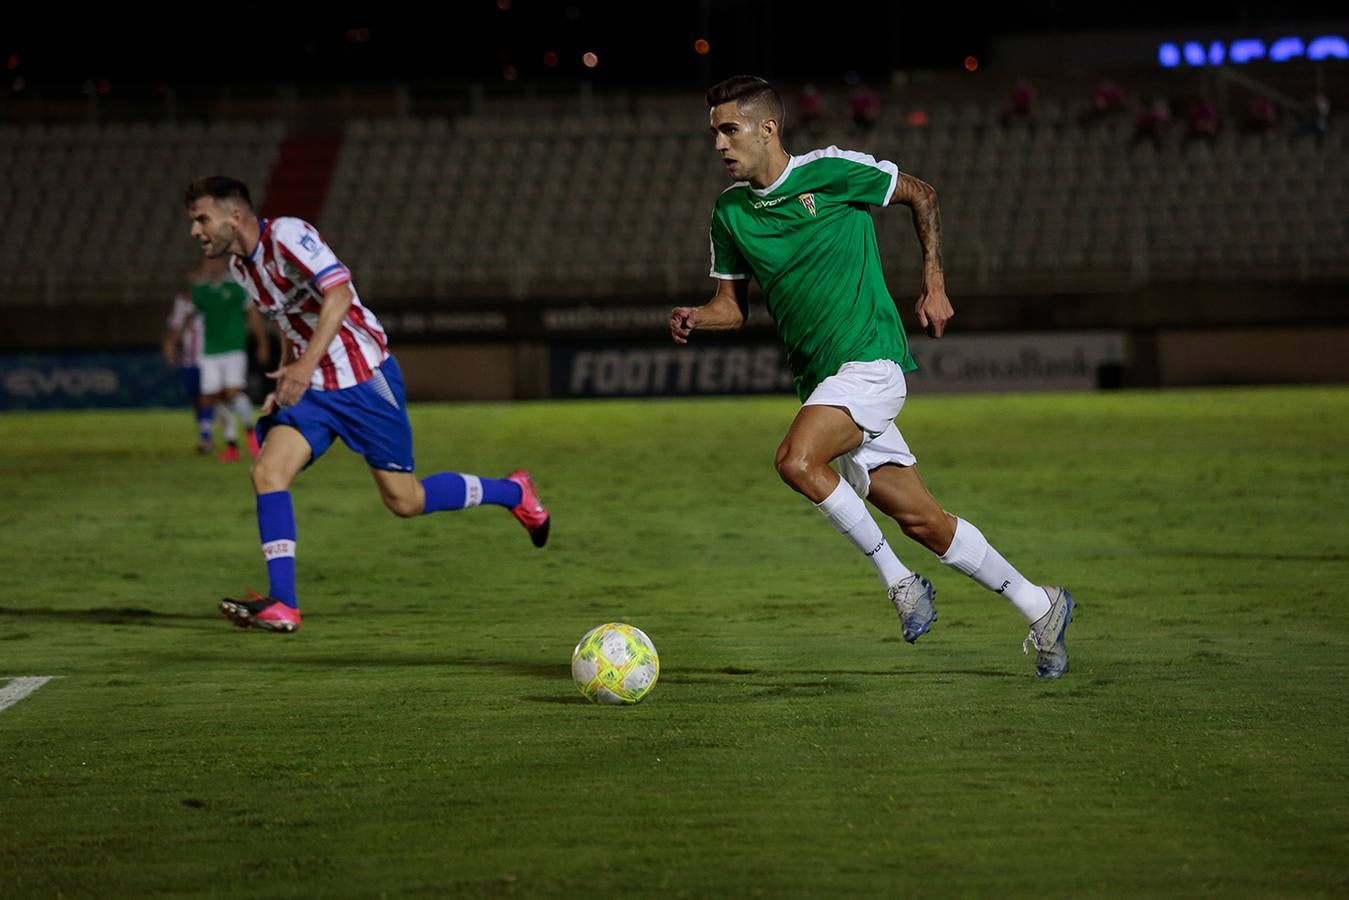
top-left (162, 285), bottom-right (213, 453)
top-left (669, 77), bottom-right (1074, 677)
top-left (185, 176), bottom-right (550, 633)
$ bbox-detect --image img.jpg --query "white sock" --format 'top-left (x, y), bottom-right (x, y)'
top-left (219, 405), bottom-right (238, 443)
top-left (229, 393), bottom-right (254, 428)
top-left (816, 479), bottom-right (913, 588)
top-left (939, 517), bottom-right (1050, 623)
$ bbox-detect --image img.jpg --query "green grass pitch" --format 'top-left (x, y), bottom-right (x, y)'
top-left (2, 387), bottom-right (1347, 897)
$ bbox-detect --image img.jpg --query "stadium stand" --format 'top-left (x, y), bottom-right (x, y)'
top-left (320, 104), bottom-right (1348, 300)
top-left (0, 120), bottom-right (283, 303)
top-left (1, 89), bottom-right (1345, 306)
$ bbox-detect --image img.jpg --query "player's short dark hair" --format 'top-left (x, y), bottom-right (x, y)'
top-left (184, 175), bottom-right (253, 209)
top-left (706, 75), bottom-right (786, 130)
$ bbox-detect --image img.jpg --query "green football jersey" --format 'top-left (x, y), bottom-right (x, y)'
top-left (190, 277), bottom-right (250, 356)
top-left (708, 147), bottom-right (917, 400)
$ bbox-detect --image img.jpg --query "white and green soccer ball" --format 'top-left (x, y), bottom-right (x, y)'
top-left (571, 623), bottom-right (660, 704)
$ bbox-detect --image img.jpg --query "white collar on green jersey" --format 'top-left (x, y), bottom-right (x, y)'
top-left (748, 154), bottom-right (801, 197)
top-left (744, 146), bottom-right (897, 197)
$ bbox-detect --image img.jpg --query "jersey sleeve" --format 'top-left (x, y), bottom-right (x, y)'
top-left (272, 217), bottom-right (353, 293)
top-left (708, 207), bottom-right (751, 280)
top-left (165, 294), bottom-right (194, 330)
top-left (834, 149), bottom-right (901, 207)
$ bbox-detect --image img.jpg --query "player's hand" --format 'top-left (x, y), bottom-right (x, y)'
top-left (670, 307), bottom-right (697, 344)
top-left (915, 284), bottom-right (955, 338)
top-left (267, 360), bottom-right (315, 408)
top-left (261, 392), bottom-right (280, 415)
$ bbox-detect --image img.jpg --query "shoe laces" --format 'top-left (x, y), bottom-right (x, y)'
top-left (889, 575), bottom-right (919, 603)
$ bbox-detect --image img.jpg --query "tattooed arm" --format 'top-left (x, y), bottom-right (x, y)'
top-left (890, 172), bottom-right (954, 338)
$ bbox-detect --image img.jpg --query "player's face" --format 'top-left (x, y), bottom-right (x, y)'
top-left (187, 197), bottom-right (240, 259)
top-left (710, 102), bottom-right (772, 183)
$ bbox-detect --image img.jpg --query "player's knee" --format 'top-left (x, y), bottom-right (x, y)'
top-left (251, 458), bottom-right (288, 494)
top-left (774, 445), bottom-right (822, 493)
top-left (773, 446), bottom-right (804, 487)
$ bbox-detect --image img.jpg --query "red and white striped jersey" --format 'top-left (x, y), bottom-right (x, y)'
top-left (227, 217), bottom-right (389, 391)
top-left (165, 291), bottom-right (204, 368)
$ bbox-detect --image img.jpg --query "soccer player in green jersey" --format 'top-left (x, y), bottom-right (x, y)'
top-left (174, 256), bottom-right (271, 462)
top-left (670, 76), bottom-right (1074, 677)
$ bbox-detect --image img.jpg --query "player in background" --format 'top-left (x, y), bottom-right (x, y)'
top-left (171, 256), bottom-right (272, 462)
top-left (670, 76), bottom-right (1075, 677)
top-left (184, 176), bottom-right (550, 633)
top-left (162, 284), bottom-right (213, 453)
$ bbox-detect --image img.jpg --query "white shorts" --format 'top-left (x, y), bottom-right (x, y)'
top-left (803, 359), bottom-right (917, 497)
top-left (199, 350), bottom-right (247, 395)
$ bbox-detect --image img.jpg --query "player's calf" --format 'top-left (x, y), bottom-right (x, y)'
top-left (383, 496), bottom-right (423, 517)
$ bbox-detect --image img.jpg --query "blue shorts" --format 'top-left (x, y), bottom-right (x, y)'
top-left (256, 356), bottom-right (415, 472)
top-left (178, 366), bottom-right (201, 401)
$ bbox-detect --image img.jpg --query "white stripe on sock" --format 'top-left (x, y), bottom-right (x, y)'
top-left (262, 540), bottom-right (296, 559)
top-left (462, 475), bottom-right (483, 508)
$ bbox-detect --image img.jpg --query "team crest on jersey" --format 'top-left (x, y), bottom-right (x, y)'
top-left (798, 193), bottom-right (817, 216)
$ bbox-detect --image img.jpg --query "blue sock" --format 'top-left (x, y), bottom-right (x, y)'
top-left (197, 404), bottom-right (214, 443)
top-left (421, 473), bottom-right (522, 514)
top-left (257, 491), bottom-right (298, 608)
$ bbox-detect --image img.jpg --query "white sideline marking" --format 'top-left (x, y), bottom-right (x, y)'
top-left (0, 676), bottom-right (60, 713)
